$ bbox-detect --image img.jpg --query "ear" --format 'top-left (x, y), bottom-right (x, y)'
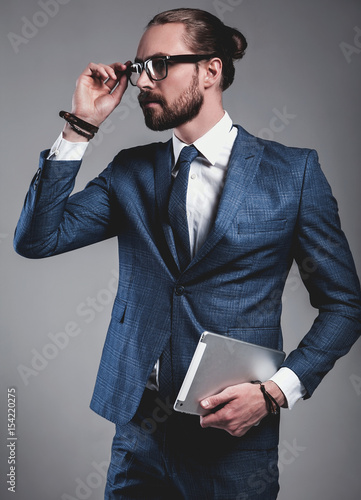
top-left (202, 57), bottom-right (223, 89)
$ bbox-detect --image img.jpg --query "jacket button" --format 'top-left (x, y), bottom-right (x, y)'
top-left (175, 286), bottom-right (185, 296)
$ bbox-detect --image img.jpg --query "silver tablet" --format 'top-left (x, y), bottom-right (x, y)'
top-left (174, 331), bottom-right (286, 416)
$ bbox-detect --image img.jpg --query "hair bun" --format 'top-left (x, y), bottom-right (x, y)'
top-left (229, 27), bottom-right (248, 60)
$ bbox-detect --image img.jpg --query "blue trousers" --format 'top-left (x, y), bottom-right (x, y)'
top-left (105, 389), bottom-right (279, 499)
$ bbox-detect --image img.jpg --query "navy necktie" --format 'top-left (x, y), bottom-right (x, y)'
top-left (168, 145), bottom-right (199, 271)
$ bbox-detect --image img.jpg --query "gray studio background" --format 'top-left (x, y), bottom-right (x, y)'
top-left (1, 0), bottom-right (361, 499)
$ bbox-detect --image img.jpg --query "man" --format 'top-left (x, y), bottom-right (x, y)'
top-left (14, 7), bottom-right (361, 499)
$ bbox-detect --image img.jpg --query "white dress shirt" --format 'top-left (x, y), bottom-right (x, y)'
top-left (172, 112), bottom-right (237, 258)
top-left (48, 112), bottom-right (306, 408)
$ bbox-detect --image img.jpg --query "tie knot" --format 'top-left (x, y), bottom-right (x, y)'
top-left (178, 145), bottom-right (198, 165)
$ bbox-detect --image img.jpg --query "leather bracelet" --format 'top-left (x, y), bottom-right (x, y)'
top-left (59, 111), bottom-right (99, 135)
top-left (68, 122), bottom-right (94, 140)
top-left (251, 380), bottom-right (280, 415)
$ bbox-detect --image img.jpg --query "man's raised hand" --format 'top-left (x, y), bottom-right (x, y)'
top-left (63, 61), bottom-right (131, 141)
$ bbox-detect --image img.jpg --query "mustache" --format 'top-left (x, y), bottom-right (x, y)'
top-left (138, 91), bottom-right (166, 106)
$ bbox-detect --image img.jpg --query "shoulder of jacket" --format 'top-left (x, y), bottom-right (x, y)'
top-left (234, 124), bottom-right (316, 163)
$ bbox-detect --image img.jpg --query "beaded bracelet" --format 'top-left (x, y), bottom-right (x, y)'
top-left (251, 380), bottom-right (280, 415)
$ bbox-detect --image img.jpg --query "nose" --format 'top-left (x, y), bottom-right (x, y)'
top-left (136, 68), bottom-right (154, 89)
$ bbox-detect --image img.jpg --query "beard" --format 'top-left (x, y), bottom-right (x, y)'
top-left (138, 71), bottom-right (204, 131)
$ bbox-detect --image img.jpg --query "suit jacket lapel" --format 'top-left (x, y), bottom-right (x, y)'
top-left (154, 140), bottom-right (181, 271)
top-left (153, 127), bottom-right (265, 273)
top-left (187, 126), bottom-right (265, 270)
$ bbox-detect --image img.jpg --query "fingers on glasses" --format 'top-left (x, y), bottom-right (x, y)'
top-left (86, 62), bottom-right (132, 91)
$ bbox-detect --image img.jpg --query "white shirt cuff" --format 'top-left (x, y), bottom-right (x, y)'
top-left (270, 367), bottom-right (307, 409)
top-left (47, 132), bottom-right (89, 161)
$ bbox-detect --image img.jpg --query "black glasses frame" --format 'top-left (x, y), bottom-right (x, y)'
top-left (128, 54), bottom-right (216, 86)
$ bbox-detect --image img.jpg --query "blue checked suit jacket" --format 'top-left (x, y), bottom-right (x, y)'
top-left (14, 125), bottom-right (361, 449)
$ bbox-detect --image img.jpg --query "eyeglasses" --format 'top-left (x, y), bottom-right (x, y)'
top-left (128, 54), bottom-right (216, 86)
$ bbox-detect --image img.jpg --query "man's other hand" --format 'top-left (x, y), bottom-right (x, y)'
top-left (199, 381), bottom-right (286, 437)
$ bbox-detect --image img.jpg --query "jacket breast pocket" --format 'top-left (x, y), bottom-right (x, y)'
top-left (237, 218), bottom-right (289, 266)
top-left (238, 219), bottom-right (287, 234)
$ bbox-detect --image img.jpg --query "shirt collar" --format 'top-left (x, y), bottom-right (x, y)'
top-left (172, 111), bottom-right (234, 167)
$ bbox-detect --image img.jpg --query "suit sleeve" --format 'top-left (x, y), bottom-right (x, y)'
top-left (13, 150), bottom-right (116, 258)
top-left (282, 150), bottom-right (361, 398)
